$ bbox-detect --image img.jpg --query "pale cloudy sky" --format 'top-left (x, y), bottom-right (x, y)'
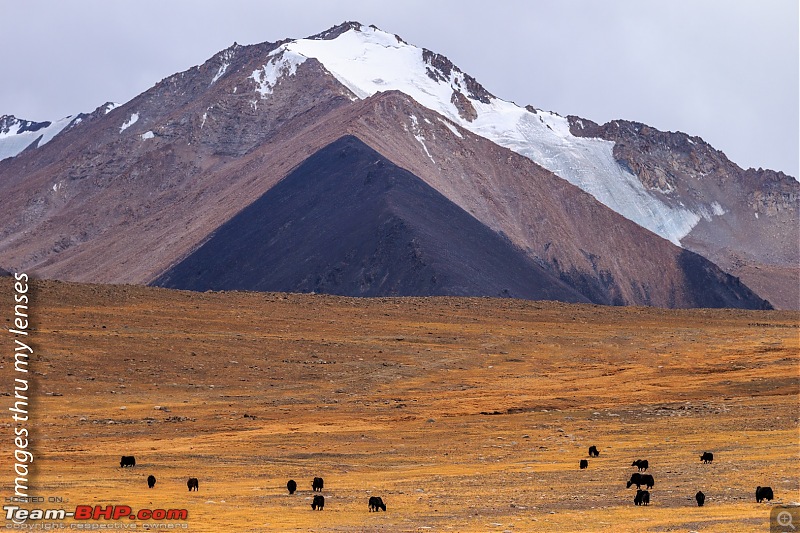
top-left (1, 0), bottom-right (797, 176)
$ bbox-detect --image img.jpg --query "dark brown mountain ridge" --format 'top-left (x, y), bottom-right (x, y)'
top-left (153, 135), bottom-right (591, 302)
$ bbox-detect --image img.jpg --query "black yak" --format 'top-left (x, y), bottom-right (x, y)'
top-left (147, 475), bottom-right (156, 488)
top-left (312, 494), bottom-right (325, 510)
top-left (632, 459), bottom-right (649, 471)
top-left (368, 496), bottom-right (386, 511)
top-left (756, 486), bottom-right (774, 503)
top-left (187, 478), bottom-right (199, 491)
top-left (120, 456), bottom-right (135, 468)
top-left (695, 491), bottom-right (705, 507)
top-left (312, 477), bottom-right (324, 492)
top-left (287, 480), bottom-right (297, 494)
top-left (580, 459), bottom-right (588, 469)
top-left (700, 452), bottom-right (714, 464)
top-left (627, 473), bottom-right (654, 489)
top-left (588, 445), bottom-right (599, 457)
top-left (634, 489), bottom-right (650, 506)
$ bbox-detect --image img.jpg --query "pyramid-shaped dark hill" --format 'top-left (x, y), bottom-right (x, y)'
top-left (153, 135), bottom-right (590, 302)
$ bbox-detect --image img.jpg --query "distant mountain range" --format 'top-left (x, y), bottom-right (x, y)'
top-left (0, 22), bottom-right (795, 309)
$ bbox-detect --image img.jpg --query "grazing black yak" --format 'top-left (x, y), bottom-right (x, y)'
top-left (634, 489), bottom-right (650, 506)
top-left (312, 495), bottom-right (325, 510)
top-left (312, 477), bottom-right (324, 492)
top-left (120, 456), bottom-right (135, 468)
top-left (588, 445), bottom-right (599, 457)
top-left (632, 459), bottom-right (649, 471)
top-left (700, 452), bottom-right (714, 463)
top-left (187, 478), bottom-right (199, 491)
top-left (627, 473), bottom-right (654, 489)
top-left (147, 475), bottom-right (156, 488)
top-left (695, 491), bottom-right (705, 507)
top-left (368, 496), bottom-right (386, 511)
top-left (579, 459), bottom-right (588, 469)
top-left (755, 486), bottom-right (774, 503)
top-left (287, 480), bottom-right (297, 494)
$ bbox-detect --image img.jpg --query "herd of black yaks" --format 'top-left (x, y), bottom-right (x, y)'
top-left (119, 456), bottom-right (386, 511)
top-left (578, 447), bottom-right (776, 507)
top-left (119, 446), bottom-right (777, 511)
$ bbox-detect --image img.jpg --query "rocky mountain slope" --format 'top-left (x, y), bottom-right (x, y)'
top-left (570, 117), bottom-right (798, 309)
top-left (0, 22), bottom-right (791, 309)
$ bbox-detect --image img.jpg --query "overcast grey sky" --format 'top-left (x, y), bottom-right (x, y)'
top-left (1, 0), bottom-right (797, 177)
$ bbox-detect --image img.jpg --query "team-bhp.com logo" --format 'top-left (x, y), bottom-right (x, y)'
top-left (4, 504), bottom-right (188, 522)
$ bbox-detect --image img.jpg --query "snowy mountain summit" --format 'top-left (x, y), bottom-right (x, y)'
top-left (253, 22), bottom-right (717, 245)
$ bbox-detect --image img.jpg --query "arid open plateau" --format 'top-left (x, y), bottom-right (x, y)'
top-left (2, 278), bottom-right (798, 532)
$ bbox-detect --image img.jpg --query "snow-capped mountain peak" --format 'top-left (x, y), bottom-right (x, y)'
top-left (280, 23), bottom-right (491, 116)
top-left (0, 114), bottom-right (76, 161)
top-left (0, 102), bottom-right (121, 162)
top-left (252, 22), bottom-right (714, 245)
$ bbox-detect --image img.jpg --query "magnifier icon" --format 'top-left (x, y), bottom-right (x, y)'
top-left (778, 511), bottom-right (796, 530)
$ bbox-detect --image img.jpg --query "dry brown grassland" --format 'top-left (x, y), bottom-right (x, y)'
top-left (2, 279), bottom-right (798, 532)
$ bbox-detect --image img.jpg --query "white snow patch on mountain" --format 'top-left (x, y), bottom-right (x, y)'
top-left (409, 114), bottom-right (434, 163)
top-left (698, 201), bottom-right (727, 222)
top-left (211, 62), bottom-right (229, 84)
top-left (120, 113), bottom-right (139, 133)
top-left (211, 49), bottom-right (235, 85)
top-left (439, 118), bottom-right (463, 138)
top-left (141, 131), bottom-right (154, 140)
top-left (0, 115), bottom-right (75, 161)
top-left (283, 24), bottom-right (715, 245)
top-left (251, 48), bottom-right (307, 98)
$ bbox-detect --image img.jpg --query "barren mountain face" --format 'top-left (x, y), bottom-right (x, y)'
top-left (0, 22), bottom-right (792, 309)
top-left (570, 117), bottom-right (799, 309)
top-left (0, 42), bottom-right (356, 284)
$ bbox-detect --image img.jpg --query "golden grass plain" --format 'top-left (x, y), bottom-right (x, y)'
top-left (2, 279), bottom-right (798, 532)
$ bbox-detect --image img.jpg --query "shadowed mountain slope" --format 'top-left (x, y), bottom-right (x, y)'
top-left (154, 136), bottom-right (590, 302)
